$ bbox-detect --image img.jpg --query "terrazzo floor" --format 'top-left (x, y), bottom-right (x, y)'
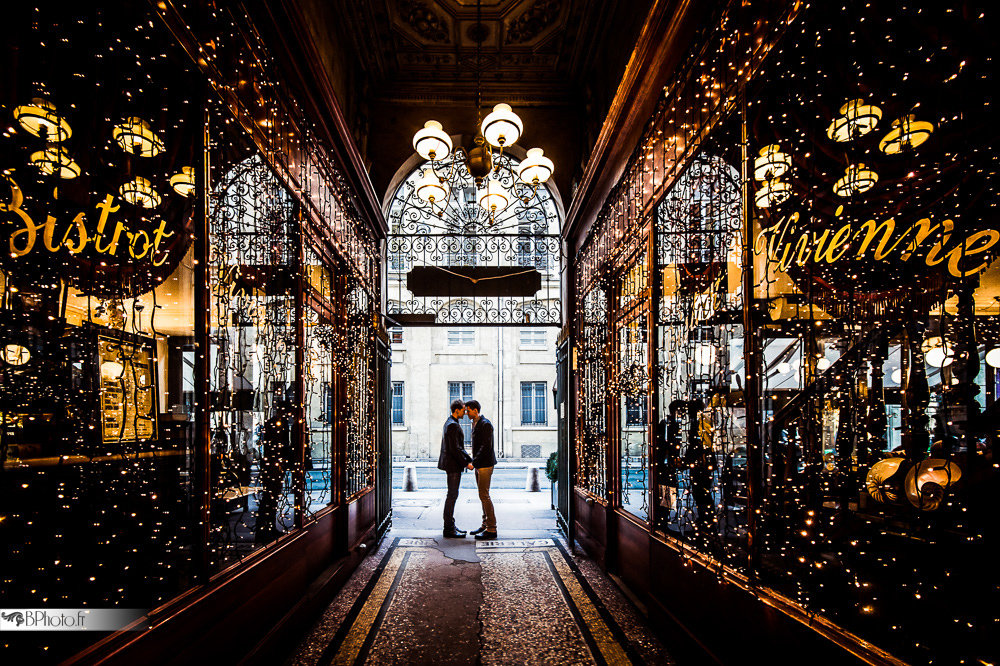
top-left (284, 488), bottom-right (676, 666)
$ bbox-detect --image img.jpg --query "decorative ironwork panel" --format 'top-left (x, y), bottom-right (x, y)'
top-left (613, 294), bottom-right (651, 522)
top-left (386, 153), bottom-right (562, 326)
top-left (341, 278), bottom-right (376, 496)
top-left (303, 245), bottom-right (334, 514)
top-left (576, 285), bottom-right (608, 498)
top-left (207, 131), bottom-right (298, 568)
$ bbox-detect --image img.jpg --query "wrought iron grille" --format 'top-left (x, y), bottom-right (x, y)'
top-left (576, 284), bottom-right (608, 498)
top-left (208, 147), bottom-right (298, 568)
top-left (386, 153), bottom-right (562, 326)
top-left (342, 280), bottom-right (375, 496)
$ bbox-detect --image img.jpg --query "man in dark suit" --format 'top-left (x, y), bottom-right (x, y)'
top-left (465, 399), bottom-right (498, 540)
top-left (438, 398), bottom-right (474, 538)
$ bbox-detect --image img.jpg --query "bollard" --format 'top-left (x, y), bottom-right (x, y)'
top-left (525, 466), bottom-right (541, 492)
top-left (403, 464), bottom-right (419, 491)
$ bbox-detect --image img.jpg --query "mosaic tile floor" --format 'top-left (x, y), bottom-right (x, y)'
top-left (284, 491), bottom-right (676, 666)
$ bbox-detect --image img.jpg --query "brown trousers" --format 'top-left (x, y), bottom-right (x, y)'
top-left (475, 466), bottom-right (497, 531)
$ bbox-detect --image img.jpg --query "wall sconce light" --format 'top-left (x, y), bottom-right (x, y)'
top-left (13, 98), bottom-right (72, 141)
top-left (169, 167), bottom-right (196, 197)
top-left (754, 180), bottom-right (792, 208)
top-left (112, 117), bottom-right (164, 157)
top-left (119, 177), bottom-right (161, 208)
top-left (30, 143), bottom-right (81, 179)
top-left (3, 344), bottom-right (31, 366)
top-left (827, 98), bottom-right (882, 142)
top-left (833, 163), bottom-right (878, 197)
top-left (753, 144), bottom-right (791, 181)
top-left (879, 114), bottom-right (935, 154)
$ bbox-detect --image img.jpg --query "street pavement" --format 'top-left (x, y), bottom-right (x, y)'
top-left (391, 462), bottom-right (552, 490)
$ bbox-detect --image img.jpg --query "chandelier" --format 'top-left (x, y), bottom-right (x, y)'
top-left (406, 0), bottom-right (554, 231)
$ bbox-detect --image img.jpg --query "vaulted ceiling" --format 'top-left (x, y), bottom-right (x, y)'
top-left (298, 0), bottom-right (652, 208)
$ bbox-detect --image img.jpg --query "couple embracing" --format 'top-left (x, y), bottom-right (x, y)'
top-left (437, 398), bottom-right (497, 540)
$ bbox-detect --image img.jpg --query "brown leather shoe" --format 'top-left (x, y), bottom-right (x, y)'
top-left (474, 531), bottom-right (497, 540)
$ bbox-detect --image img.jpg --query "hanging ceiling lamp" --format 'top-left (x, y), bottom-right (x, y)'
top-left (827, 98), bottom-right (882, 142)
top-left (753, 144), bottom-right (791, 181)
top-left (406, 0), bottom-right (553, 226)
top-left (13, 98), bottom-right (72, 141)
top-left (169, 167), bottom-right (197, 197)
top-left (30, 143), bottom-right (81, 179)
top-left (755, 180), bottom-right (792, 208)
top-left (113, 117), bottom-right (165, 157)
top-left (834, 163), bottom-right (878, 197)
top-left (879, 114), bottom-right (935, 154)
top-left (120, 176), bottom-right (161, 208)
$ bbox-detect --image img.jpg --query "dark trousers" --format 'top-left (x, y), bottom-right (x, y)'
top-left (443, 471), bottom-right (462, 531)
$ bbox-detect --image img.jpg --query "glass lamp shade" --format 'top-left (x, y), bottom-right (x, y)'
top-left (834, 164), bottom-right (878, 197)
top-left (879, 115), bottom-right (934, 154)
top-left (986, 348), bottom-right (1000, 369)
top-left (415, 170), bottom-right (449, 204)
top-left (481, 103), bottom-right (523, 148)
top-left (169, 167), bottom-right (196, 197)
top-left (924, 345), bottom-right (953, 368)
top-left (478, 178), bottom-right (509, 212)
top-left (112, 117), bottom-right (164, 157)
top-left (413, 120), bottom-right (453, 161)
top-left (14, 98), bottom-right (72, 141)
top-left (30, 143), bottom-right (80, 179)
top-left (517, 147), bottom-right (554, 184)
top-left (695, 344), bottom-right (716, 366)
top-left (827, 99), bottom-right (882, 142)
top-left (753, 144), bottom-right (791, 181)
top-left (754, 180), bottom-right (791, 208)
top-left (3, 344), bottom-right (31, 366)
top-left (119, 177), bottom-right (162, 208)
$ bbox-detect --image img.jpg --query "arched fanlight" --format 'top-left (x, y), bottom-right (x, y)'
top-left (754, 180), bottom-right (792, 208)
top-left (3, 344), bottom-right (31, 366)
top-left (415, 169), bottom-right (448, 204)
top-left (13, 98), bottom-right (72, 141)
top-left (412, 120), bottom-right (453, 161)
top-left (481, 103), bottom-right (523, 149)
top-left (753, 144), bottom-right (791, 181)
top-left (112, 117), bottom-right (165, 157)
top-left (478, 177), bottom-right (509, 212)
top-left (517, 148), bottom-right (554, 185)
top-left (30, 143), bottom-right (81, 179)
top-left (169, 167), bottom-right (196, 197)
top-left (879, 114), bottom-right (935, 154)
top-left (119, 177), bottom-right (161, 208)
top-left (833, 163), bottom-right (878, 197)
top-left (827, 99), bottom-right (882, 142)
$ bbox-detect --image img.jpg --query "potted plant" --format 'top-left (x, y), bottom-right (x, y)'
top-left (545, 451), bottom-right (558, 510)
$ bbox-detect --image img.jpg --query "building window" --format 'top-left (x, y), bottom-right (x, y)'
top-left (391, 382), bottom-right (405, 425)
top-left (625, 395), bottom-right (647, 426)
top-left (520, 382), bottom-right (547, 425)
top-left (520, 328), bottom-right (546, 347)
top-left (389, 327), bottom-right (403, 345)
top-left (448, 381), bottom-right (475, 445)
top-left (447, 329), bottom-right (475, 346)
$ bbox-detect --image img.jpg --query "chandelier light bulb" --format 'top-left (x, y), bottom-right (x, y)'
top-left (834, 163), bottom-right (878, 197)
top-left (169, 167), bottom-right (197, 197)
top-left (119, 177), bottom-right (162, 208)
top-left (879, 114), bottom-right (935, 154)
top-left (415, 169), bottom-right (448, 204)
top-left (753, 144), bottom-right (791, 181)
top-left (478, 177), bottom-right (509, 212)
top-left (13, 98), bottom-right (72, 141)
top-left (112, 117), bottom-right (165, 157)
top-left (30, 143), bottom-right (81, 179)
top-left (481, 103), bottom-right (523, 148)
top-left (413, 120), bottom-right (453, 161)
top-left (827, 98), bottom-right (882, 142)
top-left (924, 346), bottom-right (953, 368)
top-left (517, 147), bottom-right (554, 184)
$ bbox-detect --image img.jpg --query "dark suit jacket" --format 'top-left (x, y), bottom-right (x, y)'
top-left (471, 416), bottom-right (497, 468)
top-left (437, 415), bottom-right (472, 472)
